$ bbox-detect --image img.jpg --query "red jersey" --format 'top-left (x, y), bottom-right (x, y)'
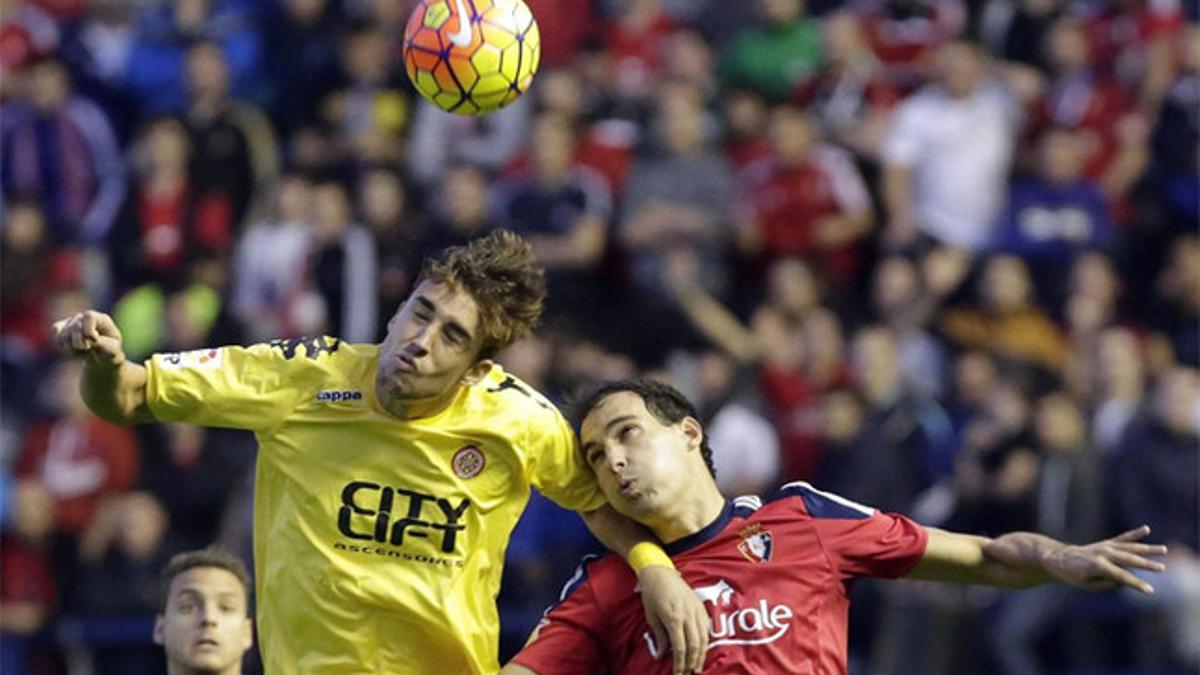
top-left (511, 482), bottom-right (929, 674)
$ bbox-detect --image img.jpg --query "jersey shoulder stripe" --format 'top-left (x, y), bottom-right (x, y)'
top-left (766, 481), bottom-right (876, 520)
top-left (732, 495), bottom-right (762, 518)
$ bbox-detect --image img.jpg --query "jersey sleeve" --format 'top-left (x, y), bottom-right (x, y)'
top-left (143, 343), bottom-right (309, 432)
top-left (509, 566), bottom-right (608, 675)
top-left (786, 482), bottom-right (929, 580)
top-left (523, 408), bottom-right (606, 513)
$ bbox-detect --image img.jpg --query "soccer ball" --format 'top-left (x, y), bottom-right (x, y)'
top-left (403, 0), bottom-right (541, 116)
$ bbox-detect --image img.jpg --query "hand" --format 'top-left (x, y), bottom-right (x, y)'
top-left (637, 565), bottom-right (709, 674)
top-left (52, 310), bottom-right (127, 367)
top-left (1043, 526), bottom-right (1167, 594)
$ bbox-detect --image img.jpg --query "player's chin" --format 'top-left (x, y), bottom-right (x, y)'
top-left (183, 649), bottom-right (233, 670)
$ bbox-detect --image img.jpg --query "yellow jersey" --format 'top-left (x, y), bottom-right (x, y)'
top-left (144, 337), bottom-right (606, 674)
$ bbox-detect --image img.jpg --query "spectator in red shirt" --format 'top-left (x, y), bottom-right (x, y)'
top-left (15, 360), bottom-right (139, 536)
top-left (1, 478), bottom-right (58, 675)
top-left (738, 105), bottom-right (874, 288)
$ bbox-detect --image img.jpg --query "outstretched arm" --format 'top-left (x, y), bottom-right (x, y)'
top-left (581, 505), bottom-right (709, 674)
top-left (53, 310), bottom-right (153, 426)
top-left (905, 525), bottom-right (1166, 593)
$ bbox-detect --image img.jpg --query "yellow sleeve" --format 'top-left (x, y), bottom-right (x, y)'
top-left (144, 342), bottom-right (313, 431)
top-left (525, 409), bottom-right (607, 513)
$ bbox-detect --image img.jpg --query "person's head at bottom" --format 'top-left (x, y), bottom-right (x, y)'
top-left (154, 547), bottom-right (253, 675)
top-left (573, 378), bottom-right (723, 543)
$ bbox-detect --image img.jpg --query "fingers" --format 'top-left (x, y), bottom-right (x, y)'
top-left (1106, 549), bottom-right (1166, 574)
top-left (683, 607), bottom-right (706, 673)
top-left (1096, 558), bottom-right (1155, 594)
top-left (1111, 525), bottom-right (1152, 543)
top-left (668, 615), bottom-right (688, 675)
top-left (80, 311), bottom-right (102, 342)
top-left (1113, 542), bottom-right (1169, 557)
top-left (649, 618), bottom-right (668, 662)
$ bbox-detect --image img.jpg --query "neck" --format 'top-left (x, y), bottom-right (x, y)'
top-left (168, 660), bottom-right (240, 675)
top-left (374, 379), bottom-right (463, 421)
top-left (644, 480), bottom-right (726, 544)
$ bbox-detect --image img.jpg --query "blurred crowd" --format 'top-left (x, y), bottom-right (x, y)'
top-left (0, 0), bottom-right (1197, 673)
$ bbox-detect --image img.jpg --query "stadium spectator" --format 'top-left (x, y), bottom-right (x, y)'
top-left (123, 0), bottom-right (264, 114)
top-left (870, 255), bottom-right (947, 399)
top-left (0, 55), bottom-right (125, 247)
top-left (183, 41), bottom-right (279, 239)
top-left (993, 129), bottom-right (1114, 261)
top-left (0, 479), bottom-right (57, 675)
top-left (15, 360), bottom-right (139, 537)
top-left (308, 179), bottom-right (378, 343)
top-left (940, 255), bottom-right (1067, 374)
top-left (499, 113), bottom-right (612, 327)
top-left (325, 25), bottom-right (410, 167)
top-left (882, 40), bottom-right (1018, 251)
top-left (356, 167), bottom-right (423, 340)
top-left (1151, 235), bottom-right (1200, 367)
top-left (619, 82), bottom-right (734, 363)
top-left (855, 0), bottom-right (966, 90)
top-left (408, 93), bottom-right (532, 186)
top-left (1113, 366), bottom-right (1200, 667)
top-left (737, 104), bottom-right (874, 288)
top-left (797, 11), bottom-right (900, 159)
top-left (718, 0), bottom-right (824, 101)
top-left (261, 0), bottom-right (342, 137)
top-left (231, 172), bottom-right (320, 343)
top-left (990, 392), bottom-right (1107, 675)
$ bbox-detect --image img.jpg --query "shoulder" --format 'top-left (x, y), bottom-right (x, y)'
top-left (760, 481), bottom-right (878, 521)
top-left (551, 553), bottom-right (629, 607)
top-left (470, 366), bottom-right (562, 419)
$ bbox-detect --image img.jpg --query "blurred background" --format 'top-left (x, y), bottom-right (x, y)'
top-left (0, 0), bottom-right (1197, 673)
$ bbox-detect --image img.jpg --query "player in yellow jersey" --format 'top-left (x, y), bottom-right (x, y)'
top-left (53, 231), bottom-right (711, 674)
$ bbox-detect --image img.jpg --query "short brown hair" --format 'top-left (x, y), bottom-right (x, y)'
top-left (160, 547), bottom-right (252, 611)
top-left (418, 230), bottom-right (545, 359)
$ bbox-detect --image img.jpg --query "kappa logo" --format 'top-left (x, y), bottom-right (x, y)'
top-left (316, 390), bottom-right (364, 403)
top-left (642, 578), bottom-right (795, 658)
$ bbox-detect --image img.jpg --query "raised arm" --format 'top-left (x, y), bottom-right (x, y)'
top-left (53, 310), bottom-right (154, 426)
top-left (580, 505), bottom-right (709, 674)
top-left (905, 525), bottom-right (1166, 593)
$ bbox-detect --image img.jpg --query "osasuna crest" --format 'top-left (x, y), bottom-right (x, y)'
top-left (737, 525), bottom-right (774, 563)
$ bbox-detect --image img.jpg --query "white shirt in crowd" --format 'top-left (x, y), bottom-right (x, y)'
top-left (882, 82), bottom-right (1018, 250)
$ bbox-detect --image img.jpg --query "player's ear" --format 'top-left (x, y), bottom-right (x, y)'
top-left (680, 416), bottom-right (703, 451)
top-left (461, 359), bottom-right (494, 387)
top-left (153, 615), bottom-right (165, 645)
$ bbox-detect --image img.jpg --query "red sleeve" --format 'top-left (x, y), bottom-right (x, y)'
top-left (782, 481), bottom-right (928, 580)
top-left (814, 510), bottom-right (929, 580)
top-left (510, 573), bottom-right (608, 675)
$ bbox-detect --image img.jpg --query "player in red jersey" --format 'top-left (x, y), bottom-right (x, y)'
top-left (504, 379), bottom-right (1168, 675)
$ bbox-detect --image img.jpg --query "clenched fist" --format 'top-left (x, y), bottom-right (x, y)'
top-left (52, 310), bottom-right (127, 367)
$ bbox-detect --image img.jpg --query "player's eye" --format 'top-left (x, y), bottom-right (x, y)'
top-left (587, 448), bottom-right (604, 465)
top-left (618, 424), bottom-right (638, 441)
